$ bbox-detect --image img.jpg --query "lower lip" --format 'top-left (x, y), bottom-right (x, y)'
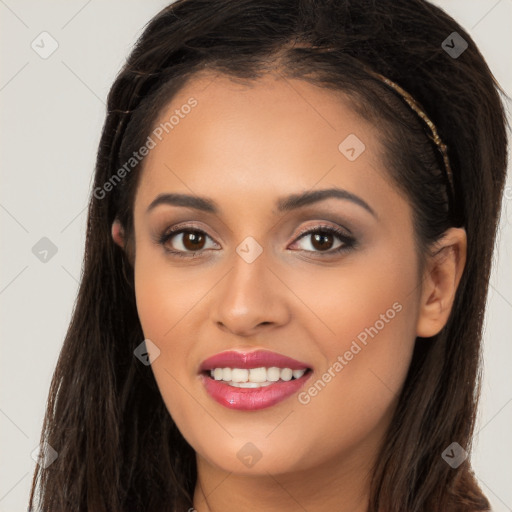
top-left (200, 371), bottom-right (312, 410)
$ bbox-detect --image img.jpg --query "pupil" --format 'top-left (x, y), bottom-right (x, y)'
top-left (185, 232), bottom-right (204, 250)
top-left (313, 233), bottom-right (333, 251)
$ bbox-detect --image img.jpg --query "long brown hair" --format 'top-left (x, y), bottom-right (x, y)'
top-left (28, 1), bottom-right (509, 510)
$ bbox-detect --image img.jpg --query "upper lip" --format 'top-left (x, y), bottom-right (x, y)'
top-left (199, 349), bottom-right (312, 372)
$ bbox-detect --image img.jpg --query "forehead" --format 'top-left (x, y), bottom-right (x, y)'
top-left (133, 71), bottom-right (405, 223)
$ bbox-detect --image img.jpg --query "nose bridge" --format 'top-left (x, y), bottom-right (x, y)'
top-left (212, 238), bottom-right (289, 335)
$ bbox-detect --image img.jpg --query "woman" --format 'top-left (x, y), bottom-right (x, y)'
top-left (28, 0), bottom-right (509, 510)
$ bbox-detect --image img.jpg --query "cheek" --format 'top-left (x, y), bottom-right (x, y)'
top-left (133, 245), bottom-right (206, 341)
top-left (293, 307), bottom-right (415, 470)
top-left (289, 246), bottom-right (419, 445)
top-left (289, 238), bottom-right (419, 360)
top-left (133, 255), bottom-right (208, 443)
top-left (132, 247), bottom-right (218, 394)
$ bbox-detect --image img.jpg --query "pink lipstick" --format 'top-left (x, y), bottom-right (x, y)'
top-left (199, 349), bottom-right (313, 411)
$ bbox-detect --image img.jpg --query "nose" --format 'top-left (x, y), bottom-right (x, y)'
top-left (211, 249), bottom-right (291, 337)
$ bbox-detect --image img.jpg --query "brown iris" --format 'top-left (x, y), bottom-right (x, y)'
top-left (310, 232), bottom-right (334, 251)
top-left (182, 231), bottom-right (206, 251)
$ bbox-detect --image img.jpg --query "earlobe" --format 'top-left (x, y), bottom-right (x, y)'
top-left (111, 218), bottom-right (125, 248)
top-left (415, 227), bottom-right (467, 338)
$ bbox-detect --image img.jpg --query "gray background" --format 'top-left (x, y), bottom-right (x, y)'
top-left (1, 1), bottom-right (511, 510)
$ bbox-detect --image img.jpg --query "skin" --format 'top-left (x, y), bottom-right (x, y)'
top-left (112, 71), bottom-right (467, 512)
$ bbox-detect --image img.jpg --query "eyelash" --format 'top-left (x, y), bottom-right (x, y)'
top-left (157, 223), bottom-right (357, 259)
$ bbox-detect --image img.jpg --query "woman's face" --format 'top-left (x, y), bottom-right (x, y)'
top-left (130, 71), bottom-right (424, 477)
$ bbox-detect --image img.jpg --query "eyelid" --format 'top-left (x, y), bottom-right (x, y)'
top-left (293, 221), bottom-right (353, 239)
top-left (159, 221), bottom-right (220, 242)
top-left (157, 221), bottom-right (356, 257)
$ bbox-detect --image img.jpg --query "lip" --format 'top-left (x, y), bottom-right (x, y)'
top-left (198, 349), bottom-right (313, 411)
top-left (199, 349), bottom-right (311, 372)
top-left (199, 371), bottom-right (312, 410)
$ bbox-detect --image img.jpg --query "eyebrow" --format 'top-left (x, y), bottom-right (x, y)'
top-left (146, 187), bottom-right (377, 218)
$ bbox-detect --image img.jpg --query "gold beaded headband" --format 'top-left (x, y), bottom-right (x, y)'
top-left (369, 71), bottom-right (456, 205)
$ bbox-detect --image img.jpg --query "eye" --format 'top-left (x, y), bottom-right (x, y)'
top-left (158, 226), bottom-right (219, 258)
top-left (290, 225), bottom-right (356, 255)
top-left (158, 223), bottom-right (356, 258)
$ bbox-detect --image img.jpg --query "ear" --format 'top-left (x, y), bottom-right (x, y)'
top-left (416, 227), bottom-right (467, 338)
top-left (111, 218), bottom-right (125, 248)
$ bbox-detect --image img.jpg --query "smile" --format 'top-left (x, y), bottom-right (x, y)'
top-left (208, 366), bottom-right (308, 386)
top-left (198, 349), bottom-right (313, 410)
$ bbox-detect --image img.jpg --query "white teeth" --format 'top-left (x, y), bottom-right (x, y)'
top-left (222, 367), bottom-right (232, 381)
top-left (267, 367), bottom-right (281, 382)
top-left (228, 381), bottom-right (274, 388)
top-left (208, 366), bottom-right (308, 384)
top-left (231, 368), bottom-right (249, 382)
top-left (248, 367), bottom-right (267, 383)
top-left (280, 368), bottom-right (293, 381)
top-left (292, 369), bottom-right (306, 379)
